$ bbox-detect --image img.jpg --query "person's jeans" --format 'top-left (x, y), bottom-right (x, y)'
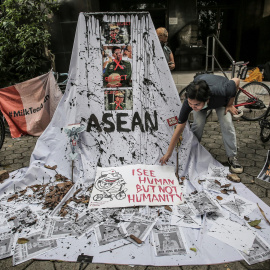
top-left (191, 107), bottom-right (237, 158)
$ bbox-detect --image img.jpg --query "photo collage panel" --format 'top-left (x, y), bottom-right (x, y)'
top-left (101, 22), bottom-right (133, 111)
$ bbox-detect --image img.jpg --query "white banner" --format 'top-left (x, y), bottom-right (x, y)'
top-left (89, 164), bottom-right (184, 208)
top-left (2, 12), bottom-right (270, 267)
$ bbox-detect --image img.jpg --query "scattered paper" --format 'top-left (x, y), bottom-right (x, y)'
top-left (124, 213), bottom-right (157, 246)
top-left (220, 194), bottom-right (257, 218)
top-left (152, 225), bottom-right (188, 256)
top-left (207, 217), bottom-right (256, 254)
top-left (187, 191), bottom-right (221, 216)
top-left (13, 231), bottom-right (57, 265)
top-left (171, 204), bottom-right (202, 228)
top-left (0, 231), bottom-right (15, 259)
top-left (39, 217), bottom-right (78, 241)
top-left (238, 234), bottom-right (270, 265)
top-left (95, 224), bottom-right (126, 246)
top-left (207, 164), bottom-right (230, 179)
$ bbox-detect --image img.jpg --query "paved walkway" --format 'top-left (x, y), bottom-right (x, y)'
top-left (1, 120), bottom-right (270, 270)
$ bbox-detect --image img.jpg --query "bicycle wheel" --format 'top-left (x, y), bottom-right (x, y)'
top-left (115, 190), bottom-right (126, 200)
top-left (93, 194), bottom-right (104, 201)
top-left (0, 117), bottom-right (5, 150)
top-left (235, 82), bottom-right (270, 121)
top-left (179, 87), bottom-right (212, 123)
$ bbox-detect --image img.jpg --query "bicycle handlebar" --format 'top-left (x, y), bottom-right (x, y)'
top-left (234, 61), bottom-right (249, 67)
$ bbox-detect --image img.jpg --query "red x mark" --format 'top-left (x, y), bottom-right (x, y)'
top-left (115, 101), bottom-right (123, 110)
top-left (113, 59), bottom-right (124, 70)
top-left (110, 33), bottom-right (117, 40)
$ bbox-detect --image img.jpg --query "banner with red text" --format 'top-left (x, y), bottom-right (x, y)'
top-left (0, 71), bottom-right (62, 138)
top-left (89, 164), bottom-right (184, 208)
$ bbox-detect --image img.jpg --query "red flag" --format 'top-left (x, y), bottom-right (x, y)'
top-left (0, 71), bottom-right (63, 138)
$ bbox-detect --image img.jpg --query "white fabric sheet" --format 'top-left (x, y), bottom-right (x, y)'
top-left (1, 12), bottom-right (270, 267)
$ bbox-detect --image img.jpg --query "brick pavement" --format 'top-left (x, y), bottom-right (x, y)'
top-left (0, 121), bottom-right (270, 270)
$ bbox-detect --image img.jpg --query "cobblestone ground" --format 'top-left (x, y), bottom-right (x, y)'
top-left (0, 121), bottom-right (270, 270)
top-left (201, 120), bottom-right (270, 208)
top-left (0, 135), bottom-right (38, 173)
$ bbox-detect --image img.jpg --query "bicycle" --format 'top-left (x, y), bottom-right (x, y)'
top-left (93, 184), bottom-right (127, 201)
top-left (259, 105), bottom-right (270, 142)
top-left (233, 62), bottom-right (270, 121)
top-left (234, 81), bottom-right (270, 120)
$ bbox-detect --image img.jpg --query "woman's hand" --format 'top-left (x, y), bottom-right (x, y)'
top-left (160, 152), bottom-right (171, 165)
top-left (159, 123), bottom-right (186, 166)
top-left (168, 62), bottom-right (175, 70)
top-left (225, 104), bottom-right (238, 115)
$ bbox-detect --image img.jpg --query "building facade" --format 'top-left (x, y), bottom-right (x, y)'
top-left (50, 0), bottom-right (270, 72)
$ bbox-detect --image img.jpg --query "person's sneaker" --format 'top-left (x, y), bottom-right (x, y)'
top-left (228, 157), bottom-right (243, 174)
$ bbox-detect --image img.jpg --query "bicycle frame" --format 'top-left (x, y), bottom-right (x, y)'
top-left (234, 87), bottom-right (258, 108)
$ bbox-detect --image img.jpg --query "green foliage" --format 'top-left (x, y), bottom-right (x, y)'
top-left (0, 0), bottom-right (59, 87)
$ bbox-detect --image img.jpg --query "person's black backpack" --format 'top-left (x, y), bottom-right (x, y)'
top-left (264, 61), bottom-right (270, 81)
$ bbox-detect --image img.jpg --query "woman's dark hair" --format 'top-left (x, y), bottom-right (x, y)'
top-left (185, 80), bottom-right (211, 102)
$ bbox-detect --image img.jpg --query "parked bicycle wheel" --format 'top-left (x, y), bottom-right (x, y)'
top-left (0, 116), bottom-right (5, 150)
top-left (179, 87), bottom-right (212, 123)
top-left (234, 82), bottom-right (270, 121)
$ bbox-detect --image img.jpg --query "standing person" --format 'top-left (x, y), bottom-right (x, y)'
top-left (122, 45), bottom-right (132, 64)
top-left (160, 74), bottom-right (243, 174)
top-left (102, 46), bottom-right (113, 73)
top-left (156, 27), bottom-right (175, 71)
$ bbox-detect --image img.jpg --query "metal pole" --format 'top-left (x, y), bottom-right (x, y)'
top-left (212, 37), bottom-right (215, 73)
top-left (206, 34), bottom-right (236, 77)
top-left (206, 36), bottom-right (209, 72)
top-left (231, 61), bottom-right (236, 79)
top-left (213, 56), bottom-right (228, 79)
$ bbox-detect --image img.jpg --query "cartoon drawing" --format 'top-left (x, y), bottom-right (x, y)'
top-left (93, 169), bottom-right (127, 201)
